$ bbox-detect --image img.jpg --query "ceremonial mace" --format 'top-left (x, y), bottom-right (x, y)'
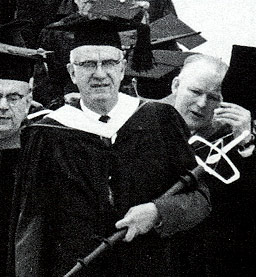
top-left (64, 130), bottom-right (249, 277)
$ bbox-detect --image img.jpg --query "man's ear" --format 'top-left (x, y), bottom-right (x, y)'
top-left (67, 63), bottom-right (77, 84)
top-left (171, 76), bottom-right (180, 97)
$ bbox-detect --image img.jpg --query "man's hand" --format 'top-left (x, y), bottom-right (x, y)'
top-left (115, 202), bottom-right (159, 242)
top-left (214, 102), bottom-right (252, 144)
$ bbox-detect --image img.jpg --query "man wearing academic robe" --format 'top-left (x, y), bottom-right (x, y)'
top-left (160, 53), bottom-right (256, 276)
top-left (10, 19), bottom-right (211, 276)
top-left (0, 75), bottom-right (49, 276)
top-left (0, 77), bottom-right (33, 275)
top-left (0, 19), bottom-right (46, 275)
top-left (34, 0), bottom-right (105, 107)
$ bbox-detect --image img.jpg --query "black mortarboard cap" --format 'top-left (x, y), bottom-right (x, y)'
top-left (124, 50), bottom-right (196, 98)
top-left (121, 29), bottom-right (201, 50)
top-left (150, 13), bottom-right (206, 50)
top-left (221, 44), bottom-right (256, 118)
top-left (0, 51), bottom-right (34, 82)
top-left (46, 16), bottom-right (153, 71)
top-left (0, 43), bottom-right (53, 82)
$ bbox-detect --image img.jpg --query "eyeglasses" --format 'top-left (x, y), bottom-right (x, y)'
top-left (73, 59), bottom-right (123, 71)
top-left (0, 93), bottom-right (26, 106)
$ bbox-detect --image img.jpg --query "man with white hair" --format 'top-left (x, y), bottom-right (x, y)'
top-left (10, 18), bottom-right (211, 276)
top-left (164, 54), bottom-right (252, 142)
top-left (161, 53), bottom-right (256, 276)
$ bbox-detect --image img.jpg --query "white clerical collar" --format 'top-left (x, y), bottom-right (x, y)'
top-left (46, 93), bottom-right (140, 138)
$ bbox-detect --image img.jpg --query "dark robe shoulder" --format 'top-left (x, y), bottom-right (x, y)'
top-left (0, 148), bottom-right (20, 276)
top-left (8, 101), bottom-right (210, 276)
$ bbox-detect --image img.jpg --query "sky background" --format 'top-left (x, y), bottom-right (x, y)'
top-left (172, 0), bottom-right (256, 64)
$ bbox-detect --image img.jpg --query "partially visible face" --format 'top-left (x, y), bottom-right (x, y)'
top-left (172, 62), bottom-right (224, 132)
top-left (74, 0), bottom-right (96, 16)
top-left (68, 45), bottom-right (126, 111)
top-left (0, 80), bottom-right (31, 138)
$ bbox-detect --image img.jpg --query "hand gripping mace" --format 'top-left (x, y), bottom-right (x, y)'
top-left (64, 130), bottom-right (249, 276)
top-left (63, 166), bottom-right (202, 277)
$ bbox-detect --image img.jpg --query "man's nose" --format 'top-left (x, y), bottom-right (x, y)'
top-left (0, 97), bottom-right (9, 111)
top-left (93, 64), bottom-right (107, 78)
top-left (196, 94), bottom-right (208, 108)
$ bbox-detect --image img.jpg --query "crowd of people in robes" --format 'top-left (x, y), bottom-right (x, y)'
top-left (0, 0), bottom-right (256, 276)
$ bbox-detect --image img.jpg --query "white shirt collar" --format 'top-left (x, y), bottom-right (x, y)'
top-left (46, 93), bottom-right (140, 138)
top-left (79, 92), bottom-right (139, 122)
top-left (80, 99), bottom-right (102, 121)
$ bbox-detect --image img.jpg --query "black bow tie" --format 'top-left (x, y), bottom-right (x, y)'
top-left (99, 115), bottom-right (110, 123)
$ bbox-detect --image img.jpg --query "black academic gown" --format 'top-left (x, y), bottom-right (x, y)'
top-left (10, 101), bottom-right (210, 276)
top-left (0, 149), bottom-right (20, 275)
top-left (183, 125), bottom-right (256, 277)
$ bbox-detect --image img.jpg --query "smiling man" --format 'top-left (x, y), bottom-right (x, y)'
top-left (11, 18), bottom-right (211, 277)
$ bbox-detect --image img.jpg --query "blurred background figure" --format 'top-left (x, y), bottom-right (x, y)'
top-left (15, 0), bottom-right (63, 47)
top-left (56, 0), bottom-right (178, 22)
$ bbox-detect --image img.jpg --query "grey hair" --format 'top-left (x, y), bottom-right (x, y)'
top-left (177, 54), bottom-right (229, 96)
top-left (69, 46), bottom-right (125, 63)
top-left (180, 54), bottom-right (229, 78)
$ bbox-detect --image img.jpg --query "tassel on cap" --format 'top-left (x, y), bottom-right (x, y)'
top-left (131, 23), bottom-right (153, 71)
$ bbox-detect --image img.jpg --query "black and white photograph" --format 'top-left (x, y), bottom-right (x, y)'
top-left (0, 0), bottom-right (255, 276)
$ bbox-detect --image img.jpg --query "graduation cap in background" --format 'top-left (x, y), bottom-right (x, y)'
top-left (0, 19), bottom-right (45, 82)
top-left (121, 12), bottom-right (206, 50)
top-left (222, 44), bottom-right (256, 118)
top-left (47, 16), bottom-right (153, 71)
top-left (0, 45), bottom-right (54, 82)
top-left (124, 50), bottom-right (196, 99)
top-left (150, 13), bottom-right (206, 50)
